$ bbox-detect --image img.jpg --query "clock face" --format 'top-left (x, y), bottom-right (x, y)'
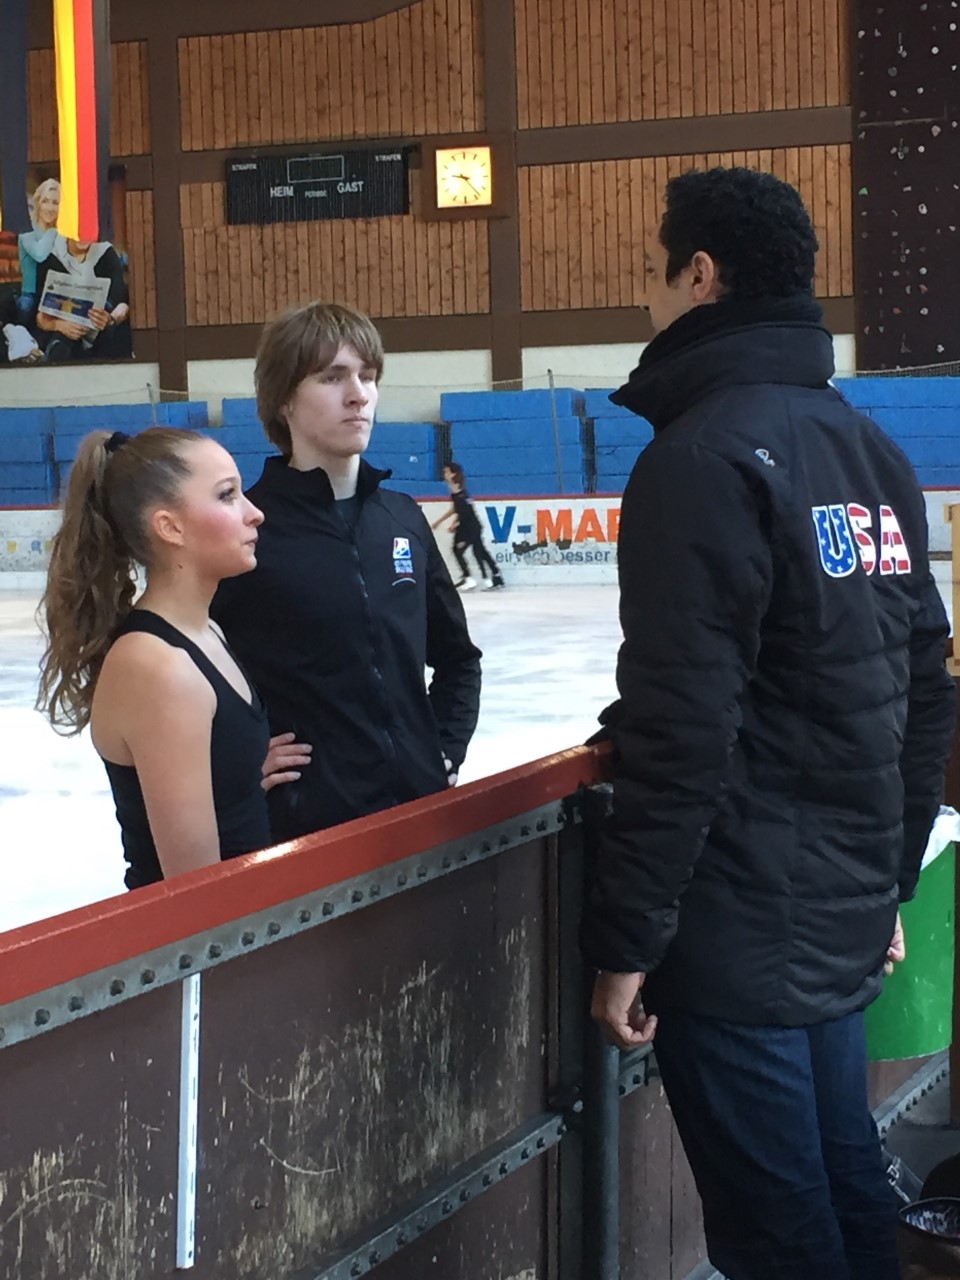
top-left (435, 147), bottom-right (493, 209)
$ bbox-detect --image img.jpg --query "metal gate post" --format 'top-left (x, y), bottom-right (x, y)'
top-left (582, 1026), bottom-right (621, 1280)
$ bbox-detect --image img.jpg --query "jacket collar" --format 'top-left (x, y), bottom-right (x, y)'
top-left (611, 294), bottom-right (835, 432)
top-left (256, 455), bottom-right (392, 506)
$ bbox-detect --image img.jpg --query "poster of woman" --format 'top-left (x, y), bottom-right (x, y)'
top-left (0, 165), bottom-right (134, 365)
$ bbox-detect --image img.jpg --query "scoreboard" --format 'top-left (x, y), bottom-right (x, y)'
top-left (226, 149), bottom-right (411, 225)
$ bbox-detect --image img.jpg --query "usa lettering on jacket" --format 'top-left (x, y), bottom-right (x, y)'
top-left (812, 502), bottom-right (912, 578)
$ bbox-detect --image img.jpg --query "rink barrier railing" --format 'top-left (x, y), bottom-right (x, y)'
top-left (0, 745), bottom-right (673, 1280)
top-left (1, 739), bottom-right (944, 1280)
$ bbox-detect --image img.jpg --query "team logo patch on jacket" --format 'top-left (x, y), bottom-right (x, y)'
top-left (393, 536), bottom-right (414, 577)
top-left (811, 502), bottom-right (912, 578)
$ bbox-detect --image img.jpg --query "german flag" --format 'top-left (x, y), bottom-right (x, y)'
top-left (54, 0), bottom-right (111, 242)
top-left (0, 0), bottom-right (31, 234)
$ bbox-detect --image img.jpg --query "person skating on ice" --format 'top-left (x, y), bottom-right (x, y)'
top-left (432, 461), bottom-right (505, 591)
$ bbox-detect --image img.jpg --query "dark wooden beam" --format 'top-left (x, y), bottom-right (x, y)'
top-left (142, 17), bottom-right (188, 395)
top-left (483, 0), bottom-right (523, 385)
top-left (181, 315), bottom-right (496, 361)
top-left (517, 107), bottom-right (854, 167)
top-left (29, 0), bottom-right (417, 46)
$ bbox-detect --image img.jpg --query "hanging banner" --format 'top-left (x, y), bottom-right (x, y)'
top-left (54, 0), bottom-right (112, 243)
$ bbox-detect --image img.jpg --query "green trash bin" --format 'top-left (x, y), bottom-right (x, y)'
top-left (866, 810), bottom-right (960, 1062)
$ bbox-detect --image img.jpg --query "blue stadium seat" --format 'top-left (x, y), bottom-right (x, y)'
top-left (0, 407), bottom-right (55, 435)
top-left (453, 442), bottom-right (584, 479)
top-left (465, 474), bottom-right (586, 496)
top-left (221, 397), bottom-right (259, 425)
top-left (440, 388), bottom-right (582, 421)
top-left (583, 389), bottom-right (635, 419)
top-left (0, 488), bottom-right (52, 505)
top-left (835, 378), bottom-right (960, 409)
top-left (593, 417), bottom-right (654, 449)
top-left (0, 434), bottom-right (51, 462)
top-left (450, 417), bottom-right (583, 451)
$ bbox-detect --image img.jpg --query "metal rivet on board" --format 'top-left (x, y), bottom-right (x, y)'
top-left (35, 1009), bottom-right (51, 1026)
top-left (299, 909), bottom-right (313, 924)
top-left (267, 922), bottom-right (281, 937)
top-left (68, 995), bottom-right (84, 1011)
top-left (179, 954), bottom-right (193, 969)
top-left (110, 979), bottom-right (125, 996)
top-left (208, 944), bottom-right (222, 960)
top-left (321, 903), bottom-right (334, 917)
top-left (241, 932), bottom-right (255, 947)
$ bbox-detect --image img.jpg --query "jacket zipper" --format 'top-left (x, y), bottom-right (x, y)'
top-left (348, 520), bottom-right (403, 797)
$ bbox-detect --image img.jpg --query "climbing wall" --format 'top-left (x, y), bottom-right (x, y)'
top-left (852, 2), bottom-right (960, 369)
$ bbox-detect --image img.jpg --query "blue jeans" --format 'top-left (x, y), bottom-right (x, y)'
top-left (652, 1008), bottom-right (901, 1280)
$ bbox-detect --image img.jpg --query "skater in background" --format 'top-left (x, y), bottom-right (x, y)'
top-left (37, 427), bottom-right (310, 887)
top-left (432, 461), bottom-right (504, 591)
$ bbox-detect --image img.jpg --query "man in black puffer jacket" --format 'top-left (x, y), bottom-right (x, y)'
top-left (583, 168), bottom-right (956, 1280)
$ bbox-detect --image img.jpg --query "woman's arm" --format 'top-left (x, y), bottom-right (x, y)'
top-left (431, 505), bottom-right (455, 531)
top-left (102, 637), bottom-right (221, 878)
top-left (18, 228), bottom-right (57, 265)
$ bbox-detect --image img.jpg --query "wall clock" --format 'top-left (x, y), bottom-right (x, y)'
top-left (435, 146), bottom-right (494, 209)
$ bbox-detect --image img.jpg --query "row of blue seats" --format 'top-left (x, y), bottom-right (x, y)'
top-left (2, 380), bottom-right (958, 501)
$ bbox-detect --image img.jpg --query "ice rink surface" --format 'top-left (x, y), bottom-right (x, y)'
top-left (0, 585), bottom-right (622, 933)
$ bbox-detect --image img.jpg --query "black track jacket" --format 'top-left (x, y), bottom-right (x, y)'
top-left (212, 457), bottom-right (482, 841)
top-left (580, 296), bottom-right (956, 1025)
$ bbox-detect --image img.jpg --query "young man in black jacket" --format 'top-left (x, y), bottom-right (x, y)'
top-left (582, 168), bottom-right (956, 1280)
top-left (212, 302), bottom-right (481, 841)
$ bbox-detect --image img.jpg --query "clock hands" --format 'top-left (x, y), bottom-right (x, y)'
top-left (453, 172), bottom-right (484, 198)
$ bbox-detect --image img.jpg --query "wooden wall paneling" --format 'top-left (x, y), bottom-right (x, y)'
top-left (316, 219), bottom-right (334, 310)
top-left (706, 0), bottom-right (721, 116)
top-left (589, 0), bottom-right (606, 124)
top-left (824, 0), bottom-right (841, 105)
top-left (282, 30), bottom-right (299, 144)
top-left (188, 39), bottom-right (202, 149)
top-left (390, 217), bottom-right (406, 317)
top-left (177, 41), bottom-right (192, 154)
top-left (824, 143), bottom-right (841, 300)
top-left (783, 0), bottom-right (798, 110)
top-left (519, 0), bottom-right (535, 130)
top-left (380, 12), bottom-right (398, 139)
top-left (300, 28), bottom-right (317, 142)
top-left (688, 0), bottom-right (707, 117)
top-left (529, 166), bottom-right (546, 311)
top-left (549, 0), bottom-right (567, 127)
top-left (599, 1), bottom-right (616, 123)
top-left (797, 0), bottom-right (814, 106)
top-left (432, 0), bottom-right (448, 137)
top-left (616, 160), bottom-right (633, 308)
top-left (718, 0), bottom-right (733, 115)
top-left (838, 143), bottom-right (853, 295)
top-left (728, 0), bottom-right (744, 114)
top-left (446, 0), bottom-right (462, 137)
top-left (756, 0), bottom-right (773, 111)
top-left (836, 0), bottom-right (850, 103)
top-left (544, 163), bottom-right (560, 311)
top-left (437, 221), bottom-right (452, 313)
top-left (603, 161), bottom-right (619, 307)
top-left (811, 0), bottom-right (827, 107)
top-left (420, 5), bottom-right (439, 136)
top-left (518, 168), bottom-right (533, 311)
top-left (772, 0), bottom-right (787, 114)
top-left (677, 0), bottom-right (693, 119)
top-left (366, 20), bottom-right (382, 140)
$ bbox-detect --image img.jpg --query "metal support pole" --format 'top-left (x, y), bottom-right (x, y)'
top-left (547, 367), bottom-right (566, 494)
top-left (582, 1024), bottom-right (621, 1280)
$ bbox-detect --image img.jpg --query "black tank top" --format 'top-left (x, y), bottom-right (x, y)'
top-left (101, 610), bottom-right (272, 889)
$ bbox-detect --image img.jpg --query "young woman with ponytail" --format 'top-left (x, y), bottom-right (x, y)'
top-left (37, 427), bottom-right (311, 887)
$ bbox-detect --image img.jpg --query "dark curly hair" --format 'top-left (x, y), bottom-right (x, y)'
top-left (660, 167), bottom-right (819, 298)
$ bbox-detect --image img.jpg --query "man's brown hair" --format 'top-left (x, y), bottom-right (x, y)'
top-left (254, 302), bottom-right (385, 457)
